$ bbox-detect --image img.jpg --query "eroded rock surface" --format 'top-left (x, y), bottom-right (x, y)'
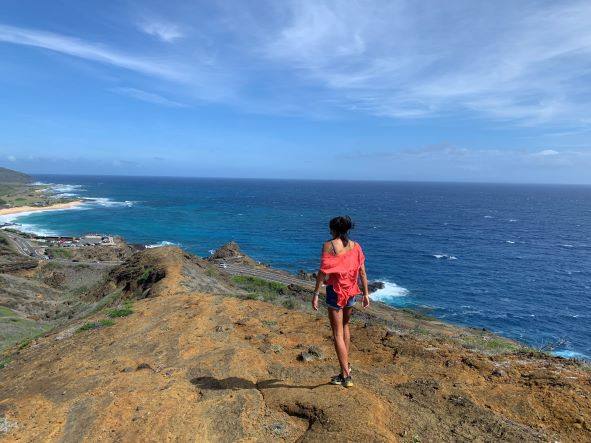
top-left (1, 244), bottom-right (590, 442)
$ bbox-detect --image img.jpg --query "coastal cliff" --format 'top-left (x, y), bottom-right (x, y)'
top-left (0, 240), bottom-right (590, 441)
top-left (0, 167), bottom-right (31, 185)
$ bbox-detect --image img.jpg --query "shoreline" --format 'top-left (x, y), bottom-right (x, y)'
top-left (0, 200), bottom-right (84, 217)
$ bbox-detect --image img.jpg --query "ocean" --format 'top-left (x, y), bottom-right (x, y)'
top-left (2, 175), bottom-right (590, 360)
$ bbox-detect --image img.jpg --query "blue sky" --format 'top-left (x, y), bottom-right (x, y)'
top-left (1, 0), bottom-right (590, 183)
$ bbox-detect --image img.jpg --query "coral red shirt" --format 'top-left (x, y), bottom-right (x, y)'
top-left (320, 242), bottom-right (365, 307)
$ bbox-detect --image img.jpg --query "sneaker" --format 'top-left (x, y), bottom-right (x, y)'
top-left (330, 374), bottom-right (345, 385)
top-left (342, 375), bottom-right (354, 388)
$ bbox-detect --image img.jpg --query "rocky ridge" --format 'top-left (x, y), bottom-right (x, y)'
top-left (0, 243), bottom-right (590, 441)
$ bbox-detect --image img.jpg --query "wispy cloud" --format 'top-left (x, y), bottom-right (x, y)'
top-left (2, 1), bottom-right (591, 127)
top-left (110, 87), bottom-right (187, 107)
top-left (259, 0), bottom-right (591, 124)
top-left (137, 19), bottom-right (184, 42)
top-left (0, 24), bottom-right (183, 80)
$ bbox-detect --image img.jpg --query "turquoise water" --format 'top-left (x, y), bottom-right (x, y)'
top-left (3, 175), bottom-right (590, 359)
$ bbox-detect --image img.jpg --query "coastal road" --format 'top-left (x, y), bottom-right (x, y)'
top-left (3, 231), bottom-right (41, 257)
top-left (217, 261), bottom-right (315, 289)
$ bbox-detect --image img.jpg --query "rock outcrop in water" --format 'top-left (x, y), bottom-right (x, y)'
top-left (0, 239), bottom-right (590, 441)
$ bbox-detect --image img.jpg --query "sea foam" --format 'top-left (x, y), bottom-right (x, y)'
top-left (433, 254), bottom-right (458, 260)
top-left (146, 241), bottom-right (180, 249)
top-left (370, 280), bottom-right (409, 303)
top-left (84, 197), bottom-right (135, 208)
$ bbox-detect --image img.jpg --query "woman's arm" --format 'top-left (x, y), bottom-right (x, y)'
top-left (359, 263), bottom-right (370, 308)
top-left (312, 270), bottom-right (325, 311)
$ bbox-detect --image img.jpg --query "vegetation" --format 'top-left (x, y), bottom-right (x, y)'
top-left (86, 289), bottom-right (123, 316)
top-left (0, 355), bottom-right (11, 370)
top-left (205, 266), bottom-right (220, 278)
top-left (18, 338), bottom-right (33, 350)
top-left (78, 319), bottom-right (114, 332)
top-left (0, 166), bottom-right (31, 184)
top-left (231, 275), bottom-right (286, 302)
top-left (47, 247), bottom-right (73, 259)
top-left (460, 333), bottom-right (521, 354)
top-left (261, 320), bottom-right (277, 328)
top-left (0, 306), bottom-right (48, 352)
top-left (283, 298), bottom-right (297, 309)
top-left (107, 301), bottom-right (133, 318)
top-left (138, 267), bottom-right (154, 284)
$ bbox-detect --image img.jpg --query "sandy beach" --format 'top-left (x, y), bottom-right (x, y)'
top-left (0, 200), bottom-right (83, 216)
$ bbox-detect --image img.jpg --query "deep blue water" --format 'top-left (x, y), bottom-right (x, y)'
top-left (3, 175), bottom-right (590, 359)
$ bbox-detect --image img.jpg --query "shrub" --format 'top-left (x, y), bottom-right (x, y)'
top-left (232, 275), bottom-right (286, 303)
top-left (137, 268), bottom-right (153, 285)
top-left (78, 319), bottom-right (114, 332)
top-left (47, 247), bottom-right (73, 259)
top-left (0, 356), bottom-right (11, 370)
top-left (18, 338), bottom-right (32, 350)
top-left (283, 298), bottom-right (297, 310)
top-left (107, 301), bottom-right (133, 318)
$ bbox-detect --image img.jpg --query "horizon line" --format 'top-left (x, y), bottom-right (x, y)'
top-left (25, 171), bottom-right (591, 187)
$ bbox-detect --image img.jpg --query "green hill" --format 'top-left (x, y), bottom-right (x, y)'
top-left (0, 167), bottom-right (32, 184)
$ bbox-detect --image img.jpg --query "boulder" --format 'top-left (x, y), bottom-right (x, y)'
top-left (368, 281), bottom-right (385, 293)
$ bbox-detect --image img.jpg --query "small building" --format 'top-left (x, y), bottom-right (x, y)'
top-left (79, 235), bottom-right (104, 246)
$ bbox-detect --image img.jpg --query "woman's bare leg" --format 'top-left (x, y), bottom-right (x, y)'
top-left (328, 308), bottom-right (350, 377)
top-left (343, 307), bottom-right (353, 356)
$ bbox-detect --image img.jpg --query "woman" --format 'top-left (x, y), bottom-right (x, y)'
top-left (312, 215), bottom-right (369, 388)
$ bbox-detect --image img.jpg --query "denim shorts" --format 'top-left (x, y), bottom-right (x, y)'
top-left (326, 285), bottom-right (357, 310)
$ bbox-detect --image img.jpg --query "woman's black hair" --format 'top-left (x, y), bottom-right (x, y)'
top-left (329, 215), bottom-right (354, 246)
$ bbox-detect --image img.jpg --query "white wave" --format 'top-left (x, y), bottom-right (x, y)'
top-left (561, 244), bottom-right (574, 248)
top-left (208, 249), bottom-right (216, 255)
top-left (484, 215), bottom-right (494, 219)
top-left (52, 184), bottom-right (84, 193)
top-left (83, 197), bottom-right (135, 208)
top-left (506, 240), bottom-right (515, 244)
top-left (34, 182), bottom-right (85, 196)
top-left (146, 241), bottom-right (180, 249)
top-left (370, 280), bottom-right (409, 303)
top-left (1, 220), bottom-right (58, 236)
top-left (433, 254), bottom-right (458, 260)
top-left (553, 349), bottom-right (589, 360)
top-left (509, 219), bottom-right (517, 222)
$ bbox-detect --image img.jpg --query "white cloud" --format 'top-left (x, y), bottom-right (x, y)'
top-left (535, 149), bottom-right (560, 156)
top-left (258, 0), bottom-right (591, 124)
top-left (137, 19), bottom-right (184, 43)
top-left (110, 87), bottom-right (187, 107)
top-left (0, 24), bottom-right (183, 80)
top-left (2, 1), bottom-right (591, 126)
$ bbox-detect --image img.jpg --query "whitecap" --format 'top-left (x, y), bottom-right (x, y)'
top-left (83, 197), bottom-right (135, 208)
top-left (506, 240), bottom-right (515, 244)
top-left (370, 280), bottom-right (409, 303)
top-left (561, 244), bottom-right (574, 248)
top-left (433, 254), bottom-right (458, 260)
top-left (484, 215), bottom-right (494, 219)
top-left (508, 219), bottom-right (517, 222)
top-left (145, 241), bottom-right (180, 249)
top-left (553, 350), bottom-right (589, 360)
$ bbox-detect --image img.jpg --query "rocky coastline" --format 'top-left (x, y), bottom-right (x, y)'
top-left (0, 230), bottom-right (590, 441)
